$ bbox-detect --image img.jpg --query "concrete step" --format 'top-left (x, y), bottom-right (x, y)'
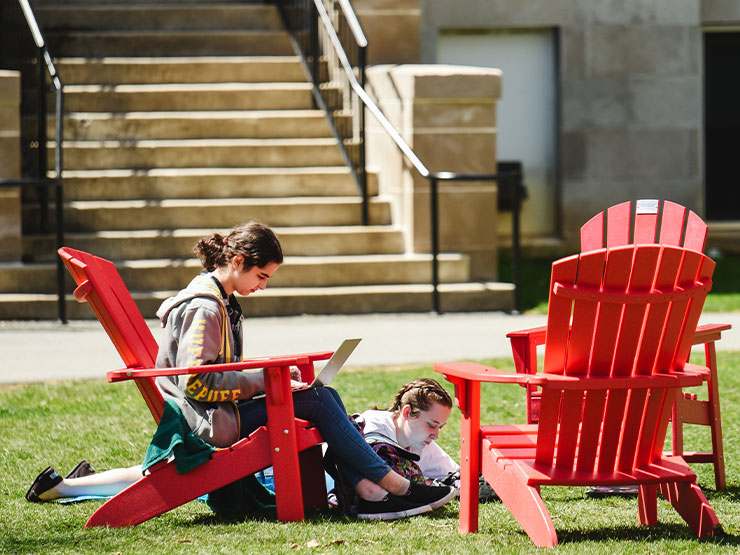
top-left (0, 254), bottom-right (469, 293)
top-left (0, 282), bottom-right (514, 319)
top-left (57, 197), bottom-right (392, 231)
top-left (45, 30), bottom-right (294, 57)
top-left (59, 167), bottom-right (375, 201)
top-left (62, 82), bottom-right (314, 112)
top-left (56, 110), bottom-right (334, 140)
top-left (55, 138), bottom-right (345, 170)
top-left (54, 57), bottom-right (309, 85)
top-left (36, 4), bottom-right (283, 32)
top-left (24, 226), bottom-right (404, 261)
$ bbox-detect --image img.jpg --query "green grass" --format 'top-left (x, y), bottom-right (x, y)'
top-left (2, 354), bottom-right (740, 554)
top-left (499, 250), bottom-right (740, 314)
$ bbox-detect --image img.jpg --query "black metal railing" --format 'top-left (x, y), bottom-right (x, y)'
top-left (0, 0), bottom-right (66, 321)
top-left (276, 0), bottom-right (369, 224)
top-left (281, 0), bottom-right (527, 313)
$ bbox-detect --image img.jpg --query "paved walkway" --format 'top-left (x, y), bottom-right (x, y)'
top-left (1, 311), bottom-right (738, 385)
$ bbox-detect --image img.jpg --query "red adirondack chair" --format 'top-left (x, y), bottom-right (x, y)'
top-left (436, 244), bottom-right (722, 548)
top-left (58, 247), bottom-right (333, 527)
top-left (508, 199), bottom-right (728, 489)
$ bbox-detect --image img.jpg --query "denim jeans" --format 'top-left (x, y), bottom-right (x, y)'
top-left (237, 386), bottom-right (391, 487)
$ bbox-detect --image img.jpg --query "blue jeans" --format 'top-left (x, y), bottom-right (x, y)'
top-left (237, 386), bottom-right (391, 488)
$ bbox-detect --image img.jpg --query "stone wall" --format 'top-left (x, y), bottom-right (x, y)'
top-left (0, 70), bottom-right (22, 261)
top-left (367, 64), bottom-right (501, 279)
top-left (416, 0), bottom-right (708, 245)
top-left (352, 0), bottom-right (421, 64)
top-left (333, 0), bottom-right (740, 248)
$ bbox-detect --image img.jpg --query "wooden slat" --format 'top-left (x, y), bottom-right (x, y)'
top-left (564, 250), bottom-right (605, 377)
top-left (535, 388), bottom-right (561, 465)
top-left (674, 254), bottom-right (715, 368)
top-left (633, 200), bottom-right (659, 244)
top-left (617, 389), bottom-right (647, 472)
top-left (634, 246), bottom-right (683, 375)
top-left (576, 390), bottom-right (607, 472)
top-left (580, 210), bottom-right (605, 251)
top-left (611, 246), bottom-right (660, 377)
top-left (543, 255), bottom-right (580, 375)
top-left (589, 247), bottom-right (632, 377)
top-left (656, 251), bottom-right (703, 371)
top-left (606, 201), bottom-right (632, 248)
top-left (515, 455), bottom-right (697, 486)
top-left (651, 388), bottom-right (679, 462)
top-left (658, 201), bottom-right (686, 246)
top-left (683, 210), bottom-right (708, 251)
top-left (555, 390), bottom-right (583, 470)
top-left (597, 389), bottom-right (628, 473)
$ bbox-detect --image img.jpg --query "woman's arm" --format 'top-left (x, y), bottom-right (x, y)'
top-left (175, 302), bottom-right (265, 402)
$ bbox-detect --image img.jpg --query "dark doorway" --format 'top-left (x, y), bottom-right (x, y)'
top-left (704, 32), bottom-right (740, 221)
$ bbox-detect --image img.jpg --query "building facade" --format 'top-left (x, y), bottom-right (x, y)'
top-left (355, 0), bottom-right (740, 247)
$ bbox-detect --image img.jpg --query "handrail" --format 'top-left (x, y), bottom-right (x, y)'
top-left (335, 0), bottom-right (367, 48)
top-left (276, 0), bottom-right (369, 224)
top-left (279, 0), bottom-right (525, 313)
top-left (10, 0), bottom-right (66, 322)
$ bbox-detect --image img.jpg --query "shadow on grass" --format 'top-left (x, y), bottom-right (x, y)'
top-left (707, 484), bottom-right (740, 502)
top-left (556, 522), bottom-right (739, 547)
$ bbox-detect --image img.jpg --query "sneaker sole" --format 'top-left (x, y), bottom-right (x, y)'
top-left (428, 486), bottom-right (457, 510)
top-left (357, 503), bottom-right (432, 521)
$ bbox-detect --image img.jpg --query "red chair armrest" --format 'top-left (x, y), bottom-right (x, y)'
top-left (692, 323), bottom-right (731, 345)
top-left (435, 361), bottom-right (705, 389)
top-left (506, 326), bottom-right (547, 377)
top-left (506, 325), bottom-right (547, 343)
top-left (107, 352), bottom-right (333, 382)
top-left (435, 361), bottom-right (531, 385)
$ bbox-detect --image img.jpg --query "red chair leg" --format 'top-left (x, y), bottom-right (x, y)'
top-left (704, 342), bottom-right (726, 490)
top-left (659, 481), bottom-right (722, 538)
top-left (457, 379), bottom-right (481, 534)
top-left (486, 464), bottom-right (557, 548)
top-left (638, 484), bottom-right (657, 526)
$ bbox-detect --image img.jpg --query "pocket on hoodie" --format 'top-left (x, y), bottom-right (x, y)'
top-left (206, 405), bottom-right (239, 448)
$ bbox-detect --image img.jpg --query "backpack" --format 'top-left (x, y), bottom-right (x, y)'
top-left (325, 414), bottom-right (426, 516)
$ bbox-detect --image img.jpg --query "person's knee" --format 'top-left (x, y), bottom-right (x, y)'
top-left (314, 386), bottom-right (338, 404)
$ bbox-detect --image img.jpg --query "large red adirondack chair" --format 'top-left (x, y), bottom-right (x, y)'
top-left (436, 244), bottom-right (722, 548)
top-left (508, 199), bottom-right (729, 489)
top-left (58, 247), bottom-right (333, 527)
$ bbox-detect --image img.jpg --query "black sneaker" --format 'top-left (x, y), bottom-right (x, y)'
top-left (357, 495), bottom-right (432, 521)
top-left (403, 482), bottom-right (456, 510)
top-left (25, 467), bottom-right (62, 502)
top-left (66, 460), bottom-right (96, 480)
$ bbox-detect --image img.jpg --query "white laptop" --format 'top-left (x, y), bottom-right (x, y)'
top-left (251, 338), bottom-right (361, 399)
top-left (305, 338), bottom-right (362, 388)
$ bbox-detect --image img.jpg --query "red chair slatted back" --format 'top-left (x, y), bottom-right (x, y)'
top-left (580, 199), bottom-right (708, 252)
top-left (59, 247), bottom-right (165, 422)
top-left (536, 245), bottom-right (714, 474)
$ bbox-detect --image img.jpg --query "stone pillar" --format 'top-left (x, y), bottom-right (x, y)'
top-left (352, 0), bottom-right (421, 64)
top-left (367, 64), bottom-right (501, 280)
top-left (0, 70), bottom-right (22, 262)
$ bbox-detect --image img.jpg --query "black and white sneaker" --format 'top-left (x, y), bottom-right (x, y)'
top-left (403, 482), bottom-right (456, 510)
top-left (357, 495), bottom-right (432, 521)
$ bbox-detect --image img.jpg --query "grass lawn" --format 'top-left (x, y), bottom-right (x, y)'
top-left (2, 353), bottom-right (739, 554)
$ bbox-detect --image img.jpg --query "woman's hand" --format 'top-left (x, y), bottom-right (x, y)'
top-left (290, 366), bottom-right (308, 387)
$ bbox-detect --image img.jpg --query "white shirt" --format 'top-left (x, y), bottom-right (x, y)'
top-left (359, 409), bottom-right (459, 480)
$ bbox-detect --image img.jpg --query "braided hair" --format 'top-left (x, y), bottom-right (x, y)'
top-left (194, 221), bottom-right (283, 272)
top-left (389, 378), bottom-right (452, 418)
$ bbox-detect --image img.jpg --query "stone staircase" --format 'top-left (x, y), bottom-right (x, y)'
top-left (0, 0), bottom-right (513, 319)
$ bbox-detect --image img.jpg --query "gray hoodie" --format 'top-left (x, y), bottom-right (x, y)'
top-left (155, 273), bottom-right (264, 447)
